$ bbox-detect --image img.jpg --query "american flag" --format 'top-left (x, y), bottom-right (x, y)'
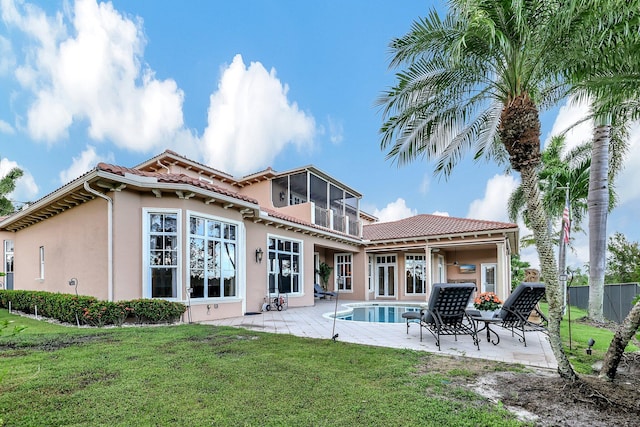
top-left (562, 198), bottom-right (571, 244)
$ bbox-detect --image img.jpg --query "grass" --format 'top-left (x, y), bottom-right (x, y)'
top-left (2, 304), bottom-right (638, 426)
top-left (539, 303), bottom-right (640, 374)
top-left (0, 309), bottom-right (523, 426)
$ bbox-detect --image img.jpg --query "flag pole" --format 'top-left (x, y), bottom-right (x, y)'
top-left (558, 186), bottom-right (570, 316)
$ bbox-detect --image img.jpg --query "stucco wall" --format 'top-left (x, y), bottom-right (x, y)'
top-left (13, 198), bottom-right (109, 298)
top-left (238, 180), bottom-right (272, 207)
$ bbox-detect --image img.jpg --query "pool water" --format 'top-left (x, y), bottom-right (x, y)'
top-left (334, 305), bottom-right (424, 323)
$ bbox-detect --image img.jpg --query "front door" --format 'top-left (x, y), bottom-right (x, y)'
top-left (376, 255), bottom-right (396, 297)
top-left (481, 263), bottom-right (497, 293)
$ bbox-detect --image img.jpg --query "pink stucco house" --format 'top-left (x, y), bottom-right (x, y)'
top-left (0, 150), bottom-right (519, 322)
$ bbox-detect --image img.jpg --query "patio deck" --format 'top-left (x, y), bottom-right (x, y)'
top-left (204, 299), bottom-right (558, 370)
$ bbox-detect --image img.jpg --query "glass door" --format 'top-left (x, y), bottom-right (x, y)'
top-left (267, 237), bottom-right (301, 296)
top-left (376, 255), bottom-right (396, 297)
top-left (481, 263), bottom-right (497, 293)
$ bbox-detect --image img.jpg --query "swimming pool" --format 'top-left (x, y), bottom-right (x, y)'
top-left (331, 304), bottom-right (426, 323)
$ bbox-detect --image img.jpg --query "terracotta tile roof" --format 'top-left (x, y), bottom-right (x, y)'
top-left (362, 214), bottom-right (517, 241)
top-left (97, 163), bottom-right (258, 204)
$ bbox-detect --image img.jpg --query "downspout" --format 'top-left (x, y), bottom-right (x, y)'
top-left (84, 181), bottom-right (114, 302)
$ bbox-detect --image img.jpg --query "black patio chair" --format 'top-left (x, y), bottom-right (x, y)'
top-left (494, 282), bottom-right (548, 347)
top-left (314, 283), bottom-right (337, 299)
top-left (401, 283), bottom-right (479, 350)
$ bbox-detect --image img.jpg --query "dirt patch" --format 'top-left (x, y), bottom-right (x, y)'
top-left (457, 353), bottom-right (640, 426)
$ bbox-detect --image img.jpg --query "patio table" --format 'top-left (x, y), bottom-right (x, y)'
top-left (470, 314), bottom-right (501, 346)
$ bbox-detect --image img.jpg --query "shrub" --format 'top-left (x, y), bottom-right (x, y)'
top-left (0, 290), bottom-right (185, 327)
top-left (82, 301), bottom-right (128, 327)
top-left (127, 299), bottom-right (186, 324)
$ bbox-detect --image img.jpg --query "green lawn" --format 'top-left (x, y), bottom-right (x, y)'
top-left (2, 306), bottom-right (638, 426)
top-left (539, 303), bottom-right (639, 373)
top-left (1, 309), bottom-right (523, 426)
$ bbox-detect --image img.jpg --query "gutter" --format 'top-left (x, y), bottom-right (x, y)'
top-left (84, 181), bottom-right (114, 302)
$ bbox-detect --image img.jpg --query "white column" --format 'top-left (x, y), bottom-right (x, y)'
top-left (496, 241), bottom-right (509, 299)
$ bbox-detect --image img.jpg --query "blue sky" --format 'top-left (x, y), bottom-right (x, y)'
top-left (1, 0), bottom-right (639, 271)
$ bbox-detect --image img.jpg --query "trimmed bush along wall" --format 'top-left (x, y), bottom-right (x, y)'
top-left (0, 290), bottom-right (186, 327)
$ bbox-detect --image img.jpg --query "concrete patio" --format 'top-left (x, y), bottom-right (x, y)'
top-left (204, 299), bottom-right (558, 370)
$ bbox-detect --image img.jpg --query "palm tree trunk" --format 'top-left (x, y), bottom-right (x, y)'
top-left (599, 300), bottom-right (640, 381)
top-left (520, 166), bottom-right (577, 380)
top-left (588, 120), bottom-right (611, 323)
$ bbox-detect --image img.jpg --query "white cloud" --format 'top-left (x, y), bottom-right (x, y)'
top-left (545, 100), bottom-right (592, 151)
top-left (202, 54), bottom-right (316, 176)
top-left (616, 122), bottom-right (640, 205)
top-left (0, 157), bottom-right (39, 206)
top-left (3, 0), bottom-right (185, 150)
top-left (0, 35), bottom-right (15, 75)
top-left (326, 115), bottom-right (344, 145)
top-left (59, 145), bottom-right (114, 184)
top-left (0, 119), bottom-right (14, 134)
top-left (431, 211), bottom-right (449, 217)
top-left (419, 174), bottom-right (430, 195)
top-left (466, 174), bottom-right (518, 222)
top-left (373, 198), bottom-right (417, 223)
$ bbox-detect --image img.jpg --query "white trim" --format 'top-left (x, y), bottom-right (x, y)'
top-left (185, 210), bottom-right (245, 304)
top-left (142, 208), bottom-right (182, 301)
top-left (374, 253), bottom-right (398, 298)
top-left (39, 246), bottom-right (45, 280)
top-left (481, 263), bottom-right (498, 294)
top-left (334, 252), bottom-right (353, 292)
top-left (266, 233), bottom-right (304, 296)
top-left (84, 182), bottom-right (114, 301)
top-left (404, 253), bottom-right (427, 295)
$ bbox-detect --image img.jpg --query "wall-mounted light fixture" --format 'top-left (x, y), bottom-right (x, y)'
top-left (255, 248), bottom-right (264, 263)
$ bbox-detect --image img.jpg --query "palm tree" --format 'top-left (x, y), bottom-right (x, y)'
top-left (378, 0), bottom-right (633, 379)
top-left (561, 1), bottom-right (640, 322)
top-left (508, 134), bottom-right (621, 244)
top-left (378, 0), bottom-right (580, 379)
top-left (508, 135), bottom-right (591, 236)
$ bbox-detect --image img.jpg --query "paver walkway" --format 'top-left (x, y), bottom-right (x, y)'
top-left (205, 299), bottom-right (558, 370)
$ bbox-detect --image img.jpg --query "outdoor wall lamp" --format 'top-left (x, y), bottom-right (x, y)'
top-left (255, 248), bottom-right (264, 263)
top-left (586, 338), bottom-right (595, 355)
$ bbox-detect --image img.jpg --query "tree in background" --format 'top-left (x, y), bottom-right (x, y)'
top-left (510, 254), bottom-right (530, 291)
top-left (508, 135), bottom-right (599, 240)
top-left (566, 266), bottom-right (589, 287)
top-left (605, 232), bottom-right (640, 284)
top-left (0, 165), bottom-right (23, 215)
top-left (561, 0), bottom-right (640, 323)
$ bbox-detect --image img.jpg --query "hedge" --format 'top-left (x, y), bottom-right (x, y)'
top-left (0, 290), bottom-right (186, 327)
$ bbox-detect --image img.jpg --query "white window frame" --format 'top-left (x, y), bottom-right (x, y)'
top-left (405, 254), bottom-right (426, 295)
top-left (267, 234), bottom-right (304, 296)
top-left (39, 246), bottom-right (45, 280)
top-left (142, 208), bottom-right (182, 300)
top-left (187, 210), bottom-right (244, 301)
top-left (367, 254), bottom-right (374, 292)
top-left (375, 254), bottom-right (398, 297)
top-left (334, 253), bottom-right (353, 292)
